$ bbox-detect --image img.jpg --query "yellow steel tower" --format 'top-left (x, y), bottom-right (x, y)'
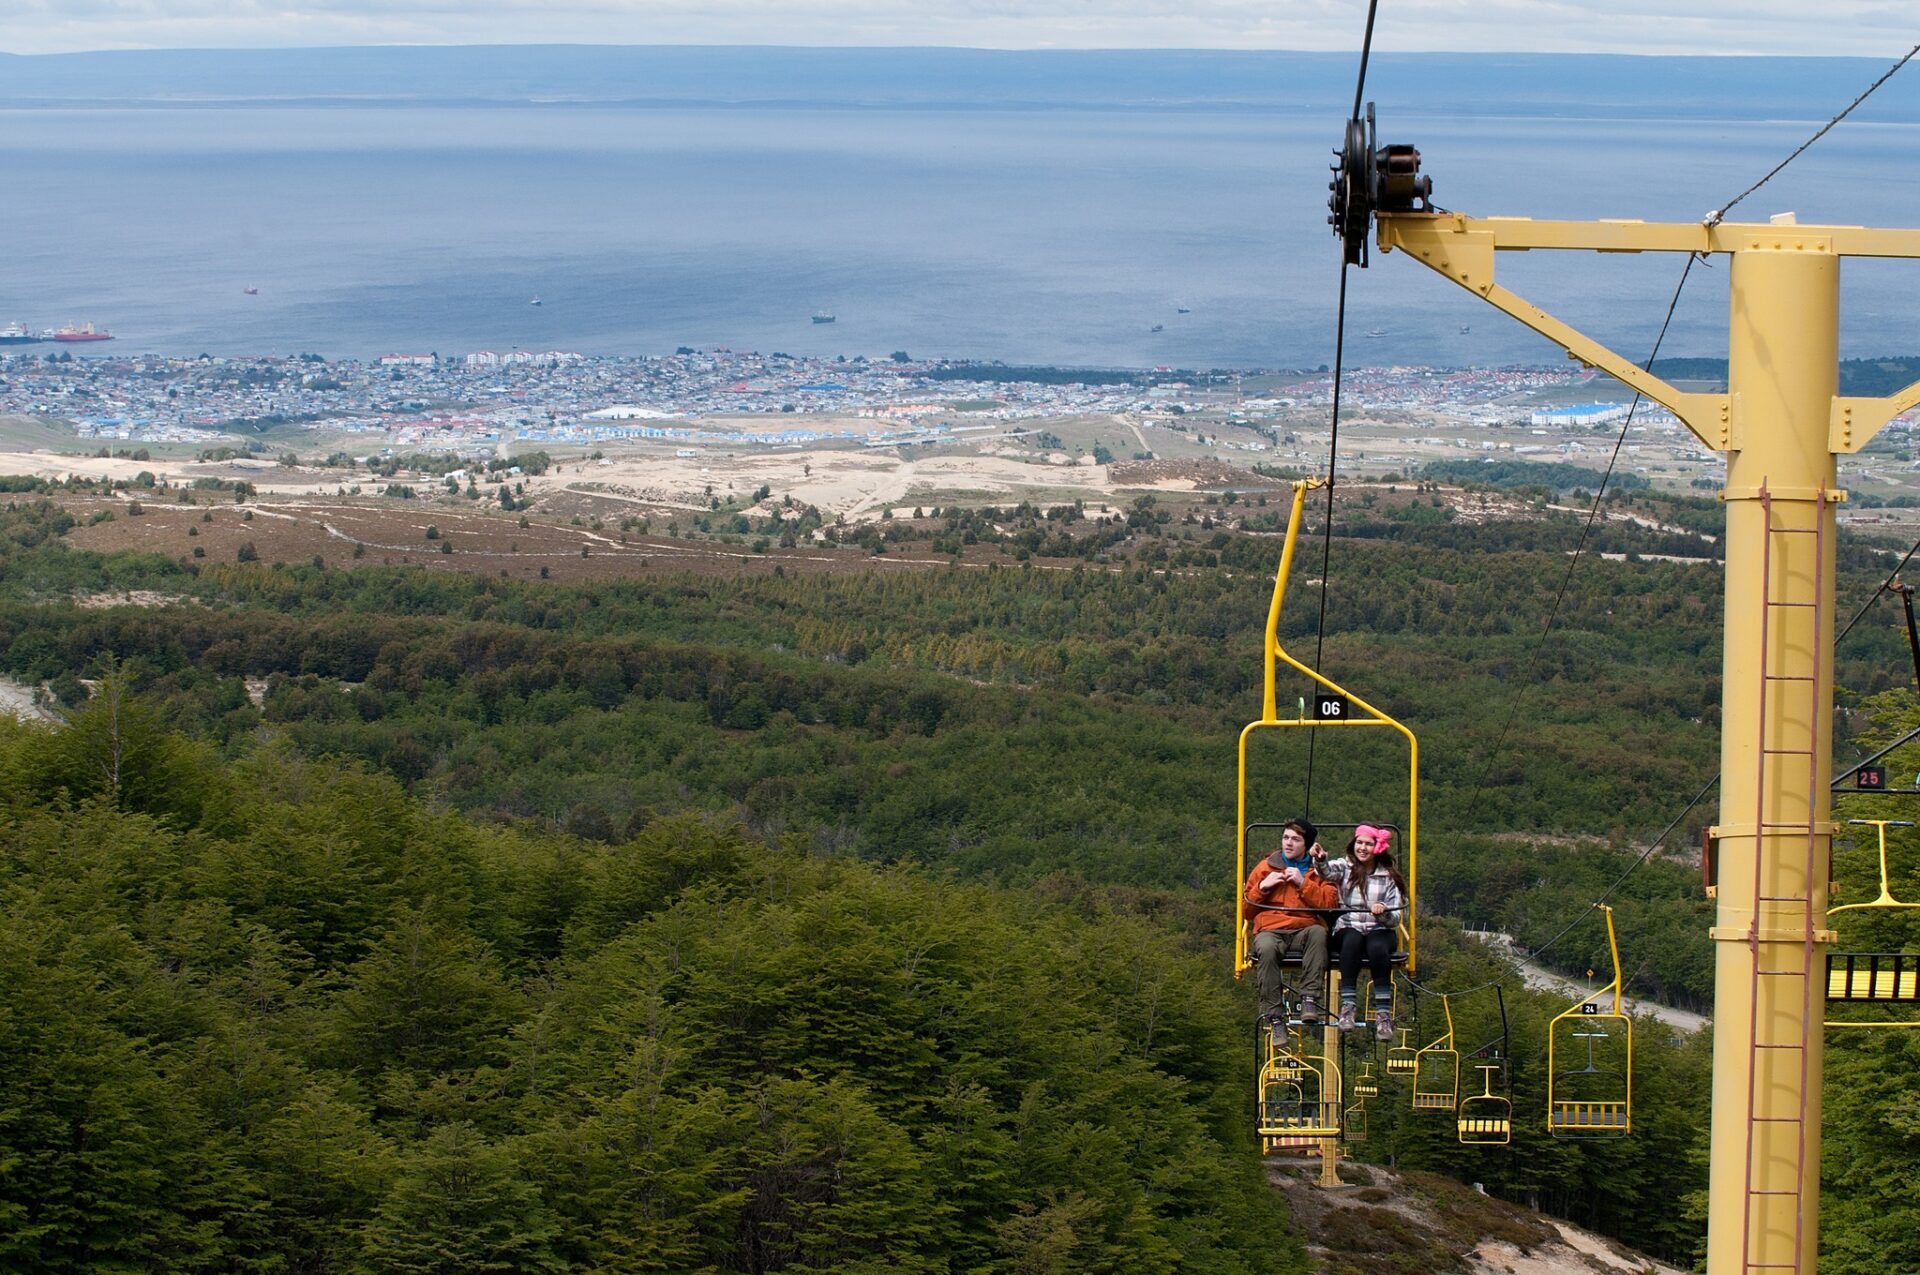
top-left (1335, 117), bottom-right (1920, 1275)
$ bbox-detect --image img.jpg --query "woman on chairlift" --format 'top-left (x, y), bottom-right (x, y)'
top-left (1318, 825), bottom-right (1407, 1040)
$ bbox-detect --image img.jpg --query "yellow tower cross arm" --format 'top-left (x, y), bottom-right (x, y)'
top-left (1374, 212), bottom-right (1920, 455)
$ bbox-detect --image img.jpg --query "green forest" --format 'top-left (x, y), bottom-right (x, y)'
top-left (0, 710), bottom-right (1285, 1272)
top-left (4, 485), bottom-right (1920, 1271)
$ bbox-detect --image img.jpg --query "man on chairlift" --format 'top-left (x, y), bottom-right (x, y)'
top-left (1243, 818), bottom-right (1339, 1045)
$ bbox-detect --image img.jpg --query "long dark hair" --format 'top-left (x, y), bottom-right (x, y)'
top-left (1345, 829), bottom-right (1408, 901)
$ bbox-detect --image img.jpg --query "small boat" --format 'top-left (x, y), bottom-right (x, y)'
top-left (1365, 328), bottom-right (1387, 338)
top-left (811, 312), bottom-right (835, 324)
top-left (1460, 324), bottom-right (1470, 333)
top-left (243, 286), bottom-right (259, 295)
top-left (1151, 324), bottom-right (1164, 333)
top-left (1176, 305), bottom-right (1191, 314)
top-left (529, 297), bottom-right (543, 306)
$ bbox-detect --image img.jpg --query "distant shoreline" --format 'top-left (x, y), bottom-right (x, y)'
top-left (1, 47), bottom-right (1911, 123)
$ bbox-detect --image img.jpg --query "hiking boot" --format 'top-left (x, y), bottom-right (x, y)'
top-left (1374, 1008), bottom-right (1393, 1042)
top-left (1300, 997), bottom-right (1322, 1026)
top-left (1269, 1018), bottom-right (1288, 1050)
top-left (1336, 1002), bottom-right (1357, 1032)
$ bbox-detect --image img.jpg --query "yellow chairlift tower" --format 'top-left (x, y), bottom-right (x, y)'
top-left (1330, 106), bottom-right (1920, 1275)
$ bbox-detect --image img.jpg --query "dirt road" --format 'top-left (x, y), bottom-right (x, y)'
top-left (0, 676), bottom-right (58, 724)
top-left (1467, 930), bottom-right (1709, 1034)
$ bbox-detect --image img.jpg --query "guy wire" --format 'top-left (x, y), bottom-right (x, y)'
top-left (1454, 254), bottom-right (1699, 828)
top-left (1708, 43), bottom-right (1919, 227)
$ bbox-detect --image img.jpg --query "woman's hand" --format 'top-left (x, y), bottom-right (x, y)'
top-left (1370, 902), bottom-right (1386, 917)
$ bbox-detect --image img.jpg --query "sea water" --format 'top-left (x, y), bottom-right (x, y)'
top-left (1, 83), bottom-right (1917, 367)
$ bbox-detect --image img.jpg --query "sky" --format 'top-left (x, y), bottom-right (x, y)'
top-left (0, 1), bottom-right (1913, 59)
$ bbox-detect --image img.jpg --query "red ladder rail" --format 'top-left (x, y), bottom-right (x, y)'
top-left (1740, 484), bottom-right (1827, 1275)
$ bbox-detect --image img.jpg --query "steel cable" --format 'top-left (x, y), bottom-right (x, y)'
top-left (1303, 0), bottom-right (1382, 808)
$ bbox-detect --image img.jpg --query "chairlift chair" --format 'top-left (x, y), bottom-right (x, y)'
top-left (1257, 1025), bottom-right (1342, 1142)
top-left (1375, 976), bottom-right (1419, 1073)
top-left (1547, 904), bottom-right (1633, 1138)
top-left (1826, 818), bottom-right (1920, 1029)
top-left (1342, 1099), bottom-right (1370, 1144)
top-left (1411, 994), bottom-right (1461, 1112)
top-left (1457, 1065), bottom-right (1513, 1145)
top-left (1456, 986), bottom-right (1513, 1143)
top-left (1234, 478), bottom-right (1421, 1152)
top-left (1385, 1027), bottom-right (1419, 1076)
top-left (1235, 478), bottom-right (1421, 987)
top-left (1257, 1076), bottom-right (1342, 1143)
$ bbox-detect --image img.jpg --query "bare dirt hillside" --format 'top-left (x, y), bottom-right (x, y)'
top-left (54, 494), bottom-right (1091, 582)
top-left (1271, 1157), bottom-right (1684, 1275)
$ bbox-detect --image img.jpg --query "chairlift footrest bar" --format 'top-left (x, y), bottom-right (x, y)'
top-left (1827, 952), bottom-right (1920, 1002)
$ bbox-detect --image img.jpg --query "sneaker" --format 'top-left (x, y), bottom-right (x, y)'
top-left (1337, 1002), bottom-right (1357, 1032)
top-left (1374, 1009), bottom-right (1393, 1042)
top-left (1300, 997), bottom-right (1322, 1026)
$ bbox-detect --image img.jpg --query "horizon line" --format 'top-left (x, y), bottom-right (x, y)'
top-left (0, 43), bottom-right (1894, 60)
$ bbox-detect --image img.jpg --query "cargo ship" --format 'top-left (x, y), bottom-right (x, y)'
top-left (53, 323), bottom-right (114, 343)
top-left (0, 322), bottom-right (45, 345)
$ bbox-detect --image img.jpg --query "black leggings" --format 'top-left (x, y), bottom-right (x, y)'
top-left (1335, 927), bottom-right (1395, 1004)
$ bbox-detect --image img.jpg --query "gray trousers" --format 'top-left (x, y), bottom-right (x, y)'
top-left (1251, 925), bottom-right (1329, 1022)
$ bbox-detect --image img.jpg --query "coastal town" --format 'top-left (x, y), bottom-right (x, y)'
top-left (2, 347), bottom-right (1916, 523)
top-left (0, 345), bottom-right (1560, 444)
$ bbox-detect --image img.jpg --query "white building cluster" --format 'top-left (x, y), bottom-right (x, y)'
top-left (1530, 402), bottom-right (1630, 427)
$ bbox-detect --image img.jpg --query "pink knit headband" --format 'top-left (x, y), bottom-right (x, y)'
top-left (1356, 825), bottom-right (1392, 854)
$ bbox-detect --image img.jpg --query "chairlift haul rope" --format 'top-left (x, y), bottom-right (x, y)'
top-left (1305, 0), bottom-right (1382, 806)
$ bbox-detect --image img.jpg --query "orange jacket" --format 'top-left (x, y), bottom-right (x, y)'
top-left (1242, 859), bottom-right (1338, 934)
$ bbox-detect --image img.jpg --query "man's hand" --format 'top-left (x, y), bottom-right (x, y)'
top-left (1283, 866), bottom-right (1304, 886)
top-left (1259, 870), bottom-right (1284, 891)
